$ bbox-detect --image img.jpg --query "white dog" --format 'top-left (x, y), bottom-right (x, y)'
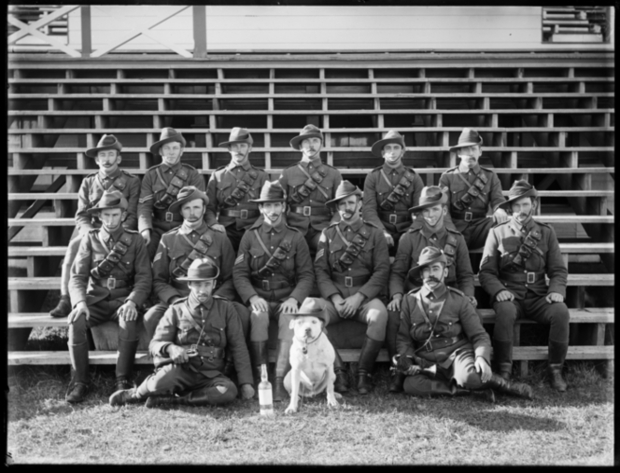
top-left (284, 314), bottom-right (341, 414)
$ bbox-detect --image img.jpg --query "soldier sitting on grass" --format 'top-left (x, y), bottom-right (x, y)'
top-left (110, 258), bottom-right (254, 408)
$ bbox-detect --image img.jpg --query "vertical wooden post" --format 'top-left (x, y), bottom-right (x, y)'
top-left (193, 5), bottom-right (207, 58)
top-left (81, 6), bottom-right (91, 58)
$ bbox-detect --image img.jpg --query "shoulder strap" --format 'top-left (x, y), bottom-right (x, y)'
top-left (379, 169), bottom-right (393, 189)
top-left (253, 229), bottom-right (272, 257)
top-left (296, 164), bottom-right (330, 199)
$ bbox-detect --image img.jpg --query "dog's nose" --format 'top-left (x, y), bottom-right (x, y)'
top-left (305, 327), bottom-right (311, 334)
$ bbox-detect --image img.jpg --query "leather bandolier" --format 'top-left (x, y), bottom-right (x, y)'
top-left (452, 170), bottom-right (489, 213)
top-left (379, 169), bottom-right (417, 211)
top-left (250, 230), bottom-right (295, 290)
top-left (290, 164), bottom-right (329, 203)
top-left (333, 224), bottom-right (371, 273)
top-left (221, 169), bottom-right (260, 208)
top-left (153, 166), bottom-right (190, 220)
top-left (90, 232), bottom-right (133, 289)
top-left (171, 231), bottom-right (214, 279)
top-left (500, 224), bottom-right (545, 284)
top-left (443, 234), bottom-right (458, 267)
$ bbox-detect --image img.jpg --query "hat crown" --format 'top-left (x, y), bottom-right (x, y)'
top-left (455, 128), bottom-right (482, 147)
top-left (298, 124), bottom-right (322, 136)
top-left (258, 180), bottom-right (285, 201)
top-left (417, 246), bottom-right (447, 267)
top-left (223, 127), bottom-right (253, 145)
top-left (158, 127), bottom-right (181, 141)
top-left (418, 186), bottom-right (445, 205)
top-left (97, 190), bottom-right (128, 210)
top-left (382, 130), bottom-right (404, 141)
top-left (186, 257), bottom-right (219, 280)
top-left (97, 134), bottom-right (118, 147)
top-left (508, 180), bottom-right (536, 198)
top-left (333, 180), bottom-right (361, 201)
top-left (297, 297), bottom-right (324, 315)
top-left (176, 185), bottom-right (200, 202)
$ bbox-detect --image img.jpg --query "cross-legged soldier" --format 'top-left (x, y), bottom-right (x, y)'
top-left (138, 128), bottom-right (205, 259)
top-left (109, 258), bottom-right (255, 408)
top-left (387, 186), bottom-right (476, 393)
top-left (233, 180), bottom-right (315, 401)
top-left (278, 124), bottom-right (342, 255)
top-left (314, 181), bottom-right (390, 395)
top-left (206, 128), bottom-right (268, 252)
top-left (397, 247), bottom-right (532, 402)
top-left (362, 130), bottom-right (424, 255)
top-left (50, 134), bottom-right (140, 317)
top-left (479, 180), bottom-right (570, 392)
top-left (65, 191), bottom-right (152, 403)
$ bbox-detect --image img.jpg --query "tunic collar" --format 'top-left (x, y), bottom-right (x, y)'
top-left (161, 161), bottom-right (182, 174)
top-left (261, 216), bottom-right (285, 233)
top-left (420, 282), bottom-right (447, 301)
top-left (188, 293), bottom-right (214, 314)
top-left (382, 161), bottom-right (404, 173)
top-left (99, 225), bottom-right (124, 245)
top-left (98, 167), bottom-right (121, 181)
top-left (421, 223), bottom-right (446, 241)
top-left (339, 217), bottom-right (363, 233)
top-left (458, 162), bottom-right (481, 174)
top-left (300, 156), bottom-right (322, 168)
top-left (226, 159), bottom-right (252, 173)
top-left (179, 220), bottom-right (208, 235)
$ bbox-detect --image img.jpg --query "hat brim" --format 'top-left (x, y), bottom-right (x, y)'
top-left (294, 312), bottom-right (328, 325)
top-left (86, 204), bottom-right (127, 214)
top-left (249, 197), bottom-right (286, 204)
top-left (85, 143), bottom-right (122, 158)
top-left (496, 189), bottom-right (538, 210)
top-left (218, 138), bottom-right (253, 147)
top-left (449, 138), bottom-right (483, 152)
top-left (168, 194), bottom-right (209, 214)
top-left (407, 255), bottom-right (448, 280)
top-left (289, 133), bottom-right (323, 150)
top-left (408, 195), bottom-right (448, 213)
top-left (371, 137), bottom-right (406, 157)
top-left (176, 266), bottom-right (221, 282)
top-left (150, 135), bottom-right (187, 155)
top-left (325, 190), bottom-right (363, 207)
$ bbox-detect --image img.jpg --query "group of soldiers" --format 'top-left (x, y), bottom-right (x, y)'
top-left (50, 123), bottom-right (570, 408)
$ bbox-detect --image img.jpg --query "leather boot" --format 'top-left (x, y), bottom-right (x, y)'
top-left (493, 339), bottom-right (513, 381)
top-left (68, 341), bottom-right (90, 386)
top-left (273, 340), bottom-right (292, 402)
top-left (486, 373), bottom-right (533, 399)
top-left (109, 387), bottom-right (143, 406)
top-left (65, 382), bottom-right (88, 403)
top-left (385, 325), bottom-right (404, 393)
top-left (333, 347), bottom-right (349, 393)
top-left (145, 394), bottom-right (187, 409)
top-left (455, 386), bottom-right (496, 403)
top-left (249, 341), bottom-right (269, 388)
top-left (115, 377), bottom-right (133, 392)
top-left (50, 295), bottom-right (71, 318)
top-left (116, 339), bottom-right (139, 382)
top-left (356, 337), bottom-right (383, 395)
top-left (222, 353), bottom-right (235, 379)
top-left (548, 340), bottom-right (568, 392)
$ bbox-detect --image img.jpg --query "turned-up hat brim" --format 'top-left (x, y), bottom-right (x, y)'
top-left (294, 298), bottom-right (328, 324)
top-left (85, 135), bottom-right (122, 158)
top-left (408, 189), bottom-right (448, 213)
top-left (289, 129), bottom-right (323, 150)
top-left (168, 188), bottom-right (209, 214)
top-left (408, 251), bottom-right (448, 280)
top-left (86, 192), bottom-right (128, 213)
top-left (219, 128), bottom-right (254, 147)
top-left (176, 265), bottom-right (220, 282)
top-left (250, 181), bottom-right (286, 203)
top-left (496, 188), bottom-right (538, 210)
top-left (371, 135), bottom-right (406, 157)
top-left (150, 130), bottom-right (187, 155)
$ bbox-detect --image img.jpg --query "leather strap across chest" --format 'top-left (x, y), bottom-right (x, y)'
top-left (171, 230), bottom-right (214, 279)
top-left (333, 224), bottom-right (371, 272)
top-left (154, 166), bottom-right (189, 210)
top-left (379, 169), bottom-right (416, 211)
top-left (290, 163), bottom-right (330, 202)
top-left (252, 229), bottom-right (294, 279)
top-left (90, 231), bottom-right (133, 279)
top-left (508, 225), bottom-right (543, 269)
top-left (452, 169), bottom-right (489, 211)
top-left (409, 291), bottom-right (447, 353)
top-left (221, 167), bottom-right (260, 208)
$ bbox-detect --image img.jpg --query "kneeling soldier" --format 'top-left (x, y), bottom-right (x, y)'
top-left (233, 180), bottom-right (315, 401)
top-left (397, 247), bottom-right (532, 402)
top-left (110, 258), bottom-right (254, 407)
top-left (479, 180), bottom-right (569, 391)
top-left (314, 181), bottom-right (390, 395)
top-left (66, 190), bottom-right (152, 403)
top-left (387, 186), bottom-right (475, 393)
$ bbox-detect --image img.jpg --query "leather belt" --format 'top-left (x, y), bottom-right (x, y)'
top-left (333, 274), bottom-right (370, 288)
top-left (251, 279), bottom-right (292, 291)
top-left (500, 271), bottom-right (546, 284)
top-left (220, 208), bottom-right (260, 219)
top-left (290, 205), bottom-right (331, 217)
top-left (154, 208), bottom-right (183, 223)
top-left (93, 277), bottom-right (131, 290)
top-left (421, 334), bottom-right (464, 353)
top-left (194, 345), bottom-right (224, 360)
top-left (451, 210), bottom-right (487, 222)
top-left (379, 211), bottom-right (411, 225)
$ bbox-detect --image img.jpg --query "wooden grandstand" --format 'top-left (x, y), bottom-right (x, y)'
top-left (7, 6), bottom-right (614, 377)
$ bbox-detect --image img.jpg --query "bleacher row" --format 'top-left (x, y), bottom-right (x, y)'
top-left (8, 56), bottom-right (614, 376)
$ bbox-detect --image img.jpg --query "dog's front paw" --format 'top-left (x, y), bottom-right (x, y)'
top-left (327, 396), bottom-right (340, 408)
top-left (284, 404), bottom-right (298, 414)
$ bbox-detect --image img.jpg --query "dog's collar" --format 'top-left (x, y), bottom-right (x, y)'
top-left (297, 332), bottom-right (322, 355)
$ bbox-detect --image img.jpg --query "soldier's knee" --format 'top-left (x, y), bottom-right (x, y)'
top-left (403, 375), bottom-right (432, 397)
top-left (494, 301), bottom-right (518, 324)
top-left (250, 311), bottom-right (269, 342)
top-left (210, 380), bottom-right (238, 405)
top-left (548, 302), bottom-right (570, 325)
top-left (144, 304), bottom-right (166, 333)
top-left (119, 319), bottom-right (138, 340)
top-left (68, 317), bottom-right (88, 344)
top-left (232, 302), bottom-right (251, 336)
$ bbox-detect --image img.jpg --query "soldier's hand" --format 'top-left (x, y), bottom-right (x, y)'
top-left (468, 296), bottom-right (478, 308)
top-left (250, 296), bottom-right (269, 313)
top-left (211, 224), bottom-right (226, 233)
top-left (387, 295), bottom-right (402, 312)
top-left (341, 293), bottom-right (363, 318)
top-left (240, 384), bottom-right (255, 400)
top-left (475, 357), bottom-right (492, 383)
top-left (396, 354), bottom-right (413, 372)
top-left (279, 298), bottom-right (299, 315)
top-left (493, 208), bottom-right (509, 224)
top-left (383, 232), bottom-right (394, 247)
top-left (167, 345), bottom-right (188, 364)
top-left (546, 292), bottom-right (564, 304)
top-left (495, 290), bottom-right (515, 302)
top-left (141, 229), bottom-right (151, 244)
top-left (67, 302), bottom-right (89, 325)
top-left (118, 300), bottom-right (138, 321)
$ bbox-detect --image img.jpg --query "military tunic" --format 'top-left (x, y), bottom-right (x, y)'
top-left (362, 163), bottom-right (424, 251)
top-left (137, 294), bottom-right (252, 405)
top-left (439, 164), bottom-right (504, 249)
top-left (233, 217), bottom-right (315, 342)
top-left (314, 218), bottom-right (390, 341)
top-left (278, 157), bottom-right (342, 251)
top-left (205, 160), bottom-right (268, 251)
top-left (138, 161), bottom-right (205, 257)
top-left (478, 217), bottom-right (569, 344)
top-left (397, 284), bottom-right (491, 396)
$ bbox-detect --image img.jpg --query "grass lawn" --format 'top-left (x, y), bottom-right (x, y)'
top-left (7, 352), bottom-right (614, 465)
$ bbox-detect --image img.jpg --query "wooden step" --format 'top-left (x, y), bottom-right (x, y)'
top-left (7, 274), bottom-right (615, 291)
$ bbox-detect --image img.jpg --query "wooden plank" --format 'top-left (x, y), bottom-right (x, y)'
top-left (9, 247), bottom-right (67, 257)
top-left (511, 346), bottom-right (614, 361)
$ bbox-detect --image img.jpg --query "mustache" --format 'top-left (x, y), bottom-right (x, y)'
top-left (424, 277), bottom-right (440, 283)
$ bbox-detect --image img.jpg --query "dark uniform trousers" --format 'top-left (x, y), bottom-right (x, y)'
top-left (205, 160), bottom-right (268, 253)
top-left (68, 227), bottom-right (152, 384)
top-left (479, 218), bottom-right (570, 350)
top-left (314, 219), bottom-right (391, 343)
top-left (143, 222), bottom-right (250, 340)
top-left (362, 163), bottom-right (424, 256)
top-left (397, 285), bottom-right (492, 397)
top-left (233, 219), bottom-right (315, 344)
top-left (138, 161), bottom-right (205, 258)
top-left (139, 295), bottom-right (253, 406)
top-left (278, 157), bottom-right (342, 254)
top-left (439, 164), bottom-right (505, 251)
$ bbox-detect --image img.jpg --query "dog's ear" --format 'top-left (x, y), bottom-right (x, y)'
top-left (289, 318), bottom-right (296, 329)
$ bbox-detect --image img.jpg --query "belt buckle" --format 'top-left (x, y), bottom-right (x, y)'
top-left (344, 276), bottom-right (353, 288)
top-left (464, 211), bottom-right (473, 222)
top-left (389, 214), bottom-right (398, 224)
top-left (526, 272), bottom-right (536, 284)
top-left (261, 280), bottom-right (270, 291)
top-left (240, 209), bottom-right (248, 219)
top-left (107, 277), bottom-right (116, 290)
top-left (302, 206), bottom-right (311, 217)
top-left (165, 211), bottom-right (174, 222)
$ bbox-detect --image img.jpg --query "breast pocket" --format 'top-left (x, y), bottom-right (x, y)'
top-left (249, 247), bottom-right (267, 270)
top-left (152, 178), bottom-right (168, 194)
top-left (216, 179), bottom-right (232, 199)
top-left (205, 322), bottom-right (226, 347)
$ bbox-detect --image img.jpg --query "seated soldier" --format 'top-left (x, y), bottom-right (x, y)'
top-left (362, 130), bottom-right (424, 254)
top-left (396, 247), bottom-right (533, 402)
top-left (138, 128), bottom-right (206, 259)
top-left (233, 180), bottom-right (315, 401)
top-left (144, 186), bottom-right (250, 344)
top-left (314, 181), bottom-right (390, 395)
top-left (50, 134), bottom-right (140, 317)
top-left (479, 180), bottom-right (570, 391)
top-left (109, 258), bottom-right (254, 408)
top-left (205, 127), bottom-right (268, 252)
top-left (387, 185), bottom-right (476, 393)
top-left (66, 190), bottom-right (152, 403)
